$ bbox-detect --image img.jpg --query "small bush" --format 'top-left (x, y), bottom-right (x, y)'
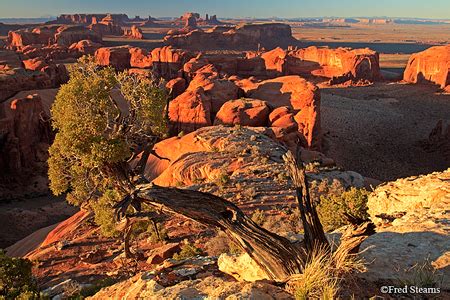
top-left (0, 250), bottom-right (39, 299)
top-left (147, 222), bottom-right (168, 244)
top-left (251, 209), bottom-right (266, 226)
top-left (317, 187), bottom-right (370, 232)
top-left (173, 243), bottom-right (202, 261)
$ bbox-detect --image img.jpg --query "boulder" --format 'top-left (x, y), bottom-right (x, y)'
top-left (186, 73), bottom-right (241, 113)
top-left (168, 87), bottom-right (212, 135)
top-left (247, 75), bottom-right (321, 148)
top-left (214, 98), bottom-right (270, 127)
top-left (403, 44), bottom-right (450, 89)
top-left (95, 46), bottom-right (132, 71)
top-left (146, 243), bottom-right (182, 264)
top-left (218, 253), bottom-right (270, 282)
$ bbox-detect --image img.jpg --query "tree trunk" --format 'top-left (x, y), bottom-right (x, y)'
top-left (283, 151), bottom-right (329, 253)
top-left (135, 184), bottom-right (306, 282)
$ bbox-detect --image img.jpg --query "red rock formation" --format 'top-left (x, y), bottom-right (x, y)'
top-left (403, 45), bottom-right (450, 89)
top-left (49, 14), bottom-right (129, 25)
top-left (150, 46), bottom-right (193, 79)
top-left (186, 73), bottom-right (242, 113)
top-left (247, 76), bottom-right (321, 148)
top-left (0, 49), bottom-right (68, 101)
top-left (287, 46), bottom-right (381, 82)
top-left (54, 26), bottom-right (102, 46)
top-left (214, 99), bottom-right (270, 127)
top-left (124, 25), bottom-right (143, 39)
top-left (166, 77), bottom-right (187, 98)
top-left (0, 94), bottom-right (52, 175)
top-left (89, 14), bottom-right (123, 36)
top-left (168, 87), bottom-right (212, 134)
top-left (68, 40), bottom-right (102, 55)
top-left (95, 46), bottom-right (132, 71)
top-left (165, 23), bottom-right (295, 50)
top-left (129, 47), bottom-right (152, 68)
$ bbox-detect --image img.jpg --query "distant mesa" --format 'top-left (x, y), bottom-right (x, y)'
top-left (47, 13), bottom-right (130, 25)
top-left (165, 23), bottom-right (295, 50)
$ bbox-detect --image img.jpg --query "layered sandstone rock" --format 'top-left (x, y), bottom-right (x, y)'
top-left (95, 46), bottom-right (132, 71)
top-left (90, 273), bottom-right (293, 299)
top-left (218, 253), bottom-right (270, 282)
top-left (129, 47), bottom-right (152, 68)
top-left (168, 87), bottom-right (212, 135)
top-left (360, 169), bottom-right (450, 287)
top-left (247, 76), bottom-right (321, 148)
top-left (214, 98), bottom-right (270, 127)
top-left (286, 46), bottom-right (381, 82)
top-left (0, 50), bottom-right (67, 101)
top-left (403, 45), bottom-right (450, 89)
top-left (186, 73), bottom-right (242, 113)
top-left (165, 23), bottom-right (295, 50)
top-left (54, 26), bottom-right (102, 46)
top-left (148, 126), bottom-right (362, 191)
top-left (150, 46), bottom-right (193, 79)
top-left (0, 94), bottom-right (52, 176)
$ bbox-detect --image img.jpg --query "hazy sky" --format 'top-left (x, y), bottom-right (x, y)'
top-left (0, 0), bottom-right (449, 19)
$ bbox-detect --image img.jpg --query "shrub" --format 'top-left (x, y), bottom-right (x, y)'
top-left (317, 187), bottom-right (370, 232)
top-left (251, 209), bottom-right (266, 226)
top-left (173, 243), bottom-right (202, 261)
top-left (0, 250), bottom-right (39, 299)
top-left (90, 190), bottom-right (121, 237)
top-left (287, 245), bottom-right (366, 299)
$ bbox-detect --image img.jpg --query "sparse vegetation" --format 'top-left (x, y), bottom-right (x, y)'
top-left (317, 187), bottom-right (370, 232)
top-left (287, 245), bottom-right (366, 299)
top-left (0, 250), bottom-right (39, 299)
top-left (173, 242), bottom-right (203, 261)
top-left (251, 209), bottom-right (266, 226)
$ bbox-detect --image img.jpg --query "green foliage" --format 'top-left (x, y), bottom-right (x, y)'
top-left (0, 250), bottom-right (39, 299)
top-left (48, 56), bottom-right (169, 235)
top-left (317, 187), bottom-right (370, 232)
top-left (91, 190), bottom-right (121, 237)
top-left (173, 243), bottom-right (202, 261)
top-left (251, 209), bottom-right (266, 226)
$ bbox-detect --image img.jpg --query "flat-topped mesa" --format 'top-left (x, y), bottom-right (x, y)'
top-left (7, 25), bottom-right (102, 49)
top-left (48, 13), bottom-right (130, 25)
top-left (89, 14), bottom-right (123, 36)
top-left (403, 44), bottom-right (450, 90)
top-left (286, 46), bottom-right (381, 83)
top-left (164, 23), bottom-right (295, 50)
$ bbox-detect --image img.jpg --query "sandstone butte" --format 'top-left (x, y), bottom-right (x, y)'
top-left (124, 25), bottom-right (144, 39)
top-left (403, 44), bottom-right (450, 90)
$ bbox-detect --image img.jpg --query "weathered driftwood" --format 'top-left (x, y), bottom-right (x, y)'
top-left (135, 184), bottom-right (306, 281)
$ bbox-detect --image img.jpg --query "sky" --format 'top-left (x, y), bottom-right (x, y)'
top-left (0, 0), bottom-right (449, 19)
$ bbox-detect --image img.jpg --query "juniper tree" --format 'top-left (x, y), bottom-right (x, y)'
top-left (48, 56), bottom-right (169, 250)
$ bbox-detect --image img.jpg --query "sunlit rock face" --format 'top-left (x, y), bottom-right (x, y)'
top-left (403, 44), bottom-right (450, 89)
